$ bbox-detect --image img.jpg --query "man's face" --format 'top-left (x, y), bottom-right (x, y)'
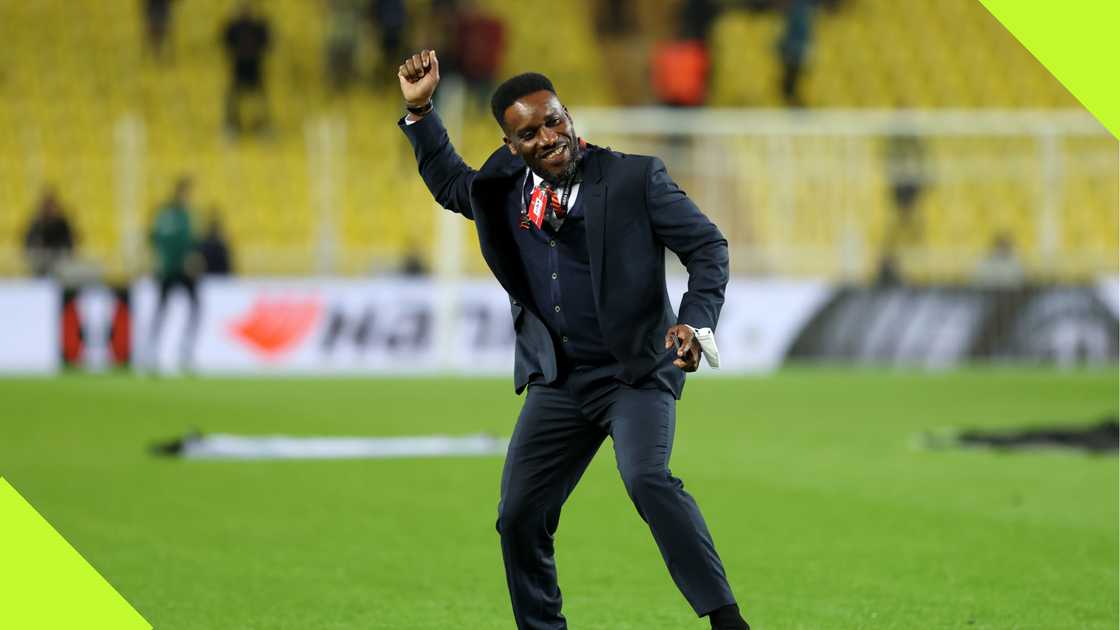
top-left (502, 90), bottom-right (580, 184)
top-left (175, 182), bottom-right (193, 205)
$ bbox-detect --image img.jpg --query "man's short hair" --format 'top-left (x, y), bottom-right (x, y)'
top-left (490, 72), bottom-right (557, 128)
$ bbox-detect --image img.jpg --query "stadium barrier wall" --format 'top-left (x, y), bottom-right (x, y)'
top-left (128, 277), bottom-right (832, 375)
top-left (122, 276), bottom-right (1117, 376)
top-left (5, 277), bottom-right (1112, 375)
top-left (789, 281), bottom-right (1119, 368)
top-left (0, 280), bottom-right (59, 374)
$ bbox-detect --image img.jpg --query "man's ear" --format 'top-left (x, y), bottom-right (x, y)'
top-left (563, 107), bottom-right (578, 136)
top-left (503, 136), bottom-right (518, 155)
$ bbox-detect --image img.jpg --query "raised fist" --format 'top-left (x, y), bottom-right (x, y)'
top-left (398, 49), bottom-right (440, 108)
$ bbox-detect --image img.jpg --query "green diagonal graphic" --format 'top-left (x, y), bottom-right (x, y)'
top-left (0, 477), bottom-right (151, 629)
top-left (979, 0), bottom-right (1120, 139)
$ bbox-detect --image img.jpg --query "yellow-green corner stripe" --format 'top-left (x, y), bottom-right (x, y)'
top-left (978, 0), bottom-right (1120, 139)
top-left (0, 477), bottom-right (151, 630)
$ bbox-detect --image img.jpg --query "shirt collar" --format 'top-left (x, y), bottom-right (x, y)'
top-left (527, 167), bottom-right (583, 192)
top-left (526, 168), bottom-right (582, 208)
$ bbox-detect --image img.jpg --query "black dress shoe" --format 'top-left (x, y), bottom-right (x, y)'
top-left (709, 603), bottom-right (750, 629)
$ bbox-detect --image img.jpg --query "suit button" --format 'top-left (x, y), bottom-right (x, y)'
top-left (551, 272), bottom-right (557, 280)
top-left (549, 240), bottom-right (556, 247)
top-left (554, 305), bottom-right (561, 312)
top-left (562, 336), bottom-right (569, 343)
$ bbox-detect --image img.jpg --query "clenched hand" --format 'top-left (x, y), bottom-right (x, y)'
top-left (664, 324), bottom-right (701, 372)
top-left (398, 49), bottom-right (440, 110)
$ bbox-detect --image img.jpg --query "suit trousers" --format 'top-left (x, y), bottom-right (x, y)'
top-left (496, 363), bottom-right (735, 629)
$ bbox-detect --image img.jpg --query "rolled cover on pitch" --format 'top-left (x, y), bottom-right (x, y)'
top-left (153, 433), bottom-right (509, 460)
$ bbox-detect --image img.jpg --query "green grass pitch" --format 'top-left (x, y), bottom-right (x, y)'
top-left (1, 369), bottom-right (1116, 629)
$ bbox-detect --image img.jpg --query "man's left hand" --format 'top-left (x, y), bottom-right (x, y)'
top-left (664, 324), bottom-right (701, 372)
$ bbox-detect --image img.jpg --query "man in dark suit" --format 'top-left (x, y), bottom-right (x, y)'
top-left (398, 49), bottom-right (750, 630)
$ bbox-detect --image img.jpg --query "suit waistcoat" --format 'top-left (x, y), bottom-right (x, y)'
top-left (510, 168), bottom-right (615, 368)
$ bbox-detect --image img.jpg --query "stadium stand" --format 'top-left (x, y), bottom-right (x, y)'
top-left (0, 0), bottom-right (1114, 281)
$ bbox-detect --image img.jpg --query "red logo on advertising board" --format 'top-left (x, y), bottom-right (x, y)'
top-left (228, 296), bottom-right (322, 358)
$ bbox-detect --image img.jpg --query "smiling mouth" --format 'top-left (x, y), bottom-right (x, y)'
top-left (540, 144), bottom-right (567, 161)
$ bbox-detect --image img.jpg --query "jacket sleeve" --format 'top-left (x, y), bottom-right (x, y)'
top-left (645, 157), bottom-right (729, 331)
top-left (398, 112), bottom-right (477, 220)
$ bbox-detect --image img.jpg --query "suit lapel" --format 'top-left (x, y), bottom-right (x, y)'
top-left (581, 149), bottom-right (607, 305)
top-left (468, 146), bottom-right (609, 312)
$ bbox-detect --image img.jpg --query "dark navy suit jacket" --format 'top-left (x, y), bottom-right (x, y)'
top-left (400, 113), bottom-right (729, 394)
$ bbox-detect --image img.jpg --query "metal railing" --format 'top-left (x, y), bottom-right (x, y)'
top-left (573, 108), bottom-right (1117, 282)
top-left (2, 108), bottom-right (1115, 283)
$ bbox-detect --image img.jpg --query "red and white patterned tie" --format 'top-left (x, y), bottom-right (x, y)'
top-left (527, 184), bottom-right (567, 230)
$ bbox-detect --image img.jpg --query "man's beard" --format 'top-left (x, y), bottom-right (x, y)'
top-left (535, 137), bottom-right (584, 186)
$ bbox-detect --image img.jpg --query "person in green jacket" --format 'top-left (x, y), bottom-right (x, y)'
top-left (147, 176), bottom-right (201, 371)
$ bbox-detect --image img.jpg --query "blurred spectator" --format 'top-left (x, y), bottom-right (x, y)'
top-left (874, 254), bottom-right (903, 287)
top-left (651, 41), bottom-right (710, 107)
top-left (23, 186), bottom-right (76, 278)
top-left (885, 131), bottom-right (927, 216)
top-left (743, 0), bottom-right (780, 10)
top-left (595, 0), bottom-right (633, 39)
top-left (198, 211), bottom-right (234, 276)
top-left (324, 0), bottom-right (364, 92)
top-left (399, 242), bottom-right (429, 276)
top-left (416, 0), bottom-right (462, 82)
top-left (222, 2), bottom-right (272, 136)
top-left (452, 1), bottom-right (505, 111)
top-left (650, 0), bottom-right (720, 107)
top-left (370, 0), bottom-right (408, 81)
top-left (973, 233), bottom-right (1026, 287)
top-left (679, 0), bottom-right (720, 41)
top-left (776, 0), bottom-right (817, 107)
top-left (143, 0), bottom-right (177, 61)
top-left (147, 177), bottom-right (201, 370)
top-left (594, 0), bottom-right (647, 105)
top-left (876, 129), bottom-right (928, 285)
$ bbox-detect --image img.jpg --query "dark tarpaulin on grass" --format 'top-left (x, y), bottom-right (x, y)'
top-left (923, 415), bottom-right (1118, 454)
